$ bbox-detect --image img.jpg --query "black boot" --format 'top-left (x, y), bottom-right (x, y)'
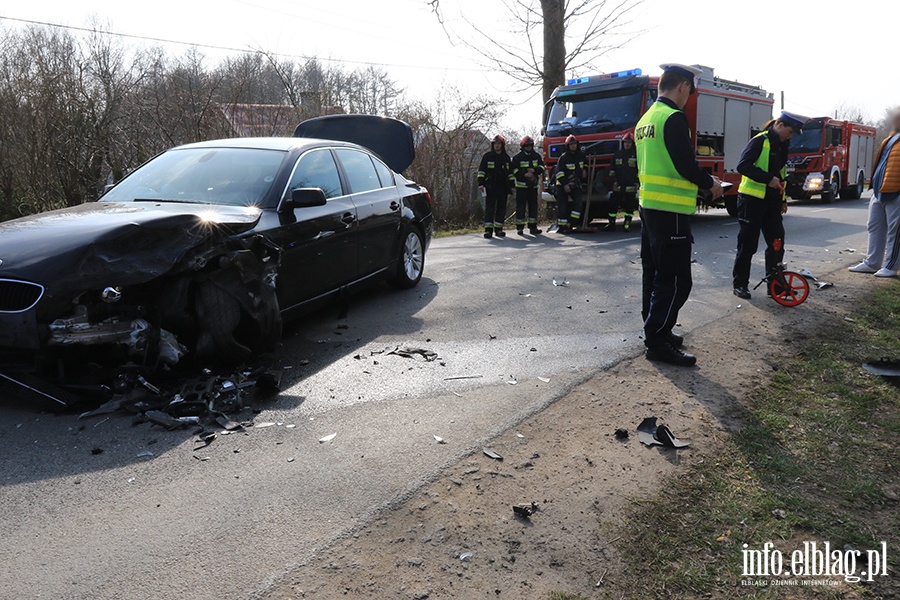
top-left (494, 227), bottom-right (506, 237)
top-left (623, 216), bottom-right (633, 232)
top-left (733, 286), bottom-right (751, 299)
top-left (484, 228), bottom-right (493, 239)
top-left (529, 226), bottom-right (543, 235)
top-left (646, 342), bottom-right (696, 367)
top-left (604, 217), bottom-right (616, 231)
top-left (517, 226), bottom-right (526, 236)
top-left (668, 332), bottom-right (684, 348)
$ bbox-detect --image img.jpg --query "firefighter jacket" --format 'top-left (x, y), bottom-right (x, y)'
top-left (609, 146), bottom-right (639, 192)
top-left (555, 149), bottom-right (587, 189)
top-left (511, 149), bottom-right (545, 189)
top-left (477, 150), bottom-right (514, 194)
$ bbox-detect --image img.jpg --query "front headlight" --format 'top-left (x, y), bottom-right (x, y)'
top-left (804, 173), bottom-right (825, 191)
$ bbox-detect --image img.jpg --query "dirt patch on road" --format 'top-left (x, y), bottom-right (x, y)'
top-left (263, 269), bottom-right (897, 599)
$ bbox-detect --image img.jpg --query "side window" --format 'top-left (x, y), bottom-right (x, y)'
top-left (372, 157), bottom-right (395, 188)
top-left (288, 150), bottom-right (343, 199)
top-left (829, 127), bottom-right (843, 146)
top-left (335, 149), bottom-right (380, 194)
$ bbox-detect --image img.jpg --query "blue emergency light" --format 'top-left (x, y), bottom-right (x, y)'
top-left (565, 68), bottom-right (642, 86)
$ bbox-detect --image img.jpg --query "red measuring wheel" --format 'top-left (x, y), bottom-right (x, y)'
top-left (769, 270), bottom-right (809, 307)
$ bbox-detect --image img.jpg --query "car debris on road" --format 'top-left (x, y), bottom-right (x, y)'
top-left (636, 417), bottom-right (689, 449)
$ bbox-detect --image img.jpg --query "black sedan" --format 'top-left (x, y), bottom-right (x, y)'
top-left (0, 116), bottom-right (433, 365)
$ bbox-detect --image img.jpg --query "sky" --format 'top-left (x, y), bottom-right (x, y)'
top-left (1, 0), bottom-right (895, 131)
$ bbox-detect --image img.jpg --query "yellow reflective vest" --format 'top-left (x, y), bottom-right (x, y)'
top-left (635, 101), bottom-right (698, 215)
top-left (738, 131), bottom-right (787, 200)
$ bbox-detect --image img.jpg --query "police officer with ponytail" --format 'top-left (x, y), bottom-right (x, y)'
top-left (731, 112), bottom-right (806, 299)
top-left (635, 63), bottom-right (723, 366)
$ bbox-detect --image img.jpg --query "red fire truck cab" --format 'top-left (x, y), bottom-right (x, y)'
top-left (542, 66), bottom-right (773, 219)
top-left (785, 117), bottom-right (876, 202)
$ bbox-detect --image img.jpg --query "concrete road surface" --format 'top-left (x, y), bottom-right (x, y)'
top-left (0, 196), bottom-right (874, 599)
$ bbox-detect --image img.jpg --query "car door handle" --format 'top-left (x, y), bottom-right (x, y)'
top-left (341, 212), bottom-right (356, 225)
top-left (389, 201), bottom-right (400, 211)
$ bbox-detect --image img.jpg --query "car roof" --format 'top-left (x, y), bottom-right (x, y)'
top-left (172, 137), bottom-right (360, 153)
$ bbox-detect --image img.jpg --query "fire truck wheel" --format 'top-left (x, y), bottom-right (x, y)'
top-left (724, 196), bottom-right (737, 217)
top-left (822, 172), bottom-right (840, 203)
top-left (840, 172), bottom-right (864, 200)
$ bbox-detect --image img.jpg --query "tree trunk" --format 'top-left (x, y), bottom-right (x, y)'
top-left (540, 0), bottom-right (566, 105)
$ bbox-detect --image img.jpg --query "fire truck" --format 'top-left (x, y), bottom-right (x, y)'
top-left (785, 117), bottom-right (876, 202)
top-left (542, 66), bottom-right (773, 219)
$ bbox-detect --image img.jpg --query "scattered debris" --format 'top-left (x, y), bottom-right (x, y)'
top-left (255, 422), bottom-right (277, 428)
top-left (516, 433), bottom-right (525, 439)
top-left (459, 552), bottom-right (473, 561)
top-left (482, 448), bottom-right (503, 461)
top-left (636, 417), bottom-right (689, 449)
top-left (91, 447), bottom-right (104, 455)
top-left (552, 278), bottom-right (569, 287)
top-left (145, 410), bottom-right (199, 430)
top-left (443, 375), bottom-right (483, 381)
top-left (815, 281), bottom-right (834, 289)
top-left (319, 433), bottom-right (337, 443)
top-left (537, 376), bottom-right (550, 383)
top-left (772, 509), bottom-right (787, 520)
top-left (614, 428), bottom-right (629, 440)
top-left (287, 457), bottom-right (295, 463)
top-left (844, 317), bottom-right (856, 323)
top-left (513, 502), bottom-right (538, 518)
top-left (862, 359), bottom-right (900, 378)
top-left (433, 434), bottom-right (446, 444)
top-left (372, 346), bottom-right (439, 362)
top-left (135, 450), bottom-right (155, 458)
top-left (506, 378), bottom-right (518, 385)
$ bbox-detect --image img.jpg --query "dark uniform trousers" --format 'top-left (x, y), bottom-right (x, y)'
top-left (732, 193), bottom-right (785, 288)
top-left (555, 186), bottom-right (584, 225)
top-left (640, 206), bottom-right (693, 347)
top-left (515, 187), bottom-right (539, 226)
top-left (612, 190), bottom-right (638, 214)
top-left (484, 188), bottom-right (508, 228)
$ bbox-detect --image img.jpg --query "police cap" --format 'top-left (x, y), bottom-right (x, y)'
top-left (778, 111), bottom-right (808, 133)
top-left (659, 63), bottom-right (703, 83)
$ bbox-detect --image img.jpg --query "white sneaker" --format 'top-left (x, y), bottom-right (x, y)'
top-left (875, 268), bottom-right (898, 278)
top-left (848, 262), bottom-right (878, 273)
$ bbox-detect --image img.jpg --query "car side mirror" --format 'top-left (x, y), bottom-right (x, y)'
top-left (282, 187), bottom-right (327, 212)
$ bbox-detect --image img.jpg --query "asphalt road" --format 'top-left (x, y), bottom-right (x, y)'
top-left (0, 194), bottom-right (874, 599)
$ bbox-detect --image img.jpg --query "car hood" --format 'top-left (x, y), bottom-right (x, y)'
top-left (0, 201), bottom-right (262, 296)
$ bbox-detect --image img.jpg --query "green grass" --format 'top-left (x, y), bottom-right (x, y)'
top-left (614, 283), bottom-right (900, 599)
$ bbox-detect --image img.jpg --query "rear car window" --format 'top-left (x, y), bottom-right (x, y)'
top-left (372, 157), bottom-right (394, 188)
top-left (335, 149), bottom-right (381, 194)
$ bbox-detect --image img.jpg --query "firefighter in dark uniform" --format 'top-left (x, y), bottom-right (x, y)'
top-left (607, 132), bottom-right (639, 232)
top-left (512, 136), bottom-right (545, 235)
top-left (477, 135), bottom-right (515, 238)
top-left (732, 112), bottom-right (806, 298)
top-left (635, 64), bottom-right (723, 366)
top-left (554, 135), bottom-right (587, 233)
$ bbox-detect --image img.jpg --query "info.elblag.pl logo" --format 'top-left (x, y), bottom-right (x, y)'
top-left (742, 542), bottom-right (889, 585)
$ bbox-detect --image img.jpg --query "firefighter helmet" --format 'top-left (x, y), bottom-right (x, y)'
top-left (565, 135), bottom-right (578, 145)
top-left (491, 134), bottom-right (506, 145)
top-left (520, 135), bottom-right (534, 147)
top-left (623, 133), bottom-right (635, 143)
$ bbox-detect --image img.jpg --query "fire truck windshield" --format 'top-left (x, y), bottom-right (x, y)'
top-left (789, 124), bottom-right (823, 153)
top-left (545, 87), bottom-right (643, 136)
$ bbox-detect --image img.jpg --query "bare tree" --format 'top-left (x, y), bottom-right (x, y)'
top-left (833, 101), bottom-right (869, 124)
top-left (427, 0), bottom-right (642, 104)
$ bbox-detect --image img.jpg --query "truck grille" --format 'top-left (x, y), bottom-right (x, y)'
top-left (0, 279), bottom-right (44, 313)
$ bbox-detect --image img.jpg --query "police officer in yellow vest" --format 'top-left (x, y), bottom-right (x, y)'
top-left (732, 112), bottom-right (806, 298)
top-left (635, 64), bottom-right (723, 366)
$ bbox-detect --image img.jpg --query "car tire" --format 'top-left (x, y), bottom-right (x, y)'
top-left (388, 226), bottom-right (425, 289)
top-left (724, 196), bottom-right (737, 217)
top-left (195, 281), bottom-right (282, 363)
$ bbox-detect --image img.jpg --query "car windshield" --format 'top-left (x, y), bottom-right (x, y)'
top-left (102, 147), bottom-right (287, 207)
top-left (789, 125), bottom-right (823, 153)
top-left (546, 87), bottom-right (644, 136)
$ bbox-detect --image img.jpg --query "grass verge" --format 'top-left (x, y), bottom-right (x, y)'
top-left (614, 283), bottom-right (900, 599)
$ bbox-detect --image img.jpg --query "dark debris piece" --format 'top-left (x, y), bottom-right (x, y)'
top-left (513, 502), bottom-right (538, 518)
top-left (636, 416), bottom-right (689, 449)
top-left (862, 359), bottom-right (900, 378)
top-left (614, 428), bottom-right (629, 440)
